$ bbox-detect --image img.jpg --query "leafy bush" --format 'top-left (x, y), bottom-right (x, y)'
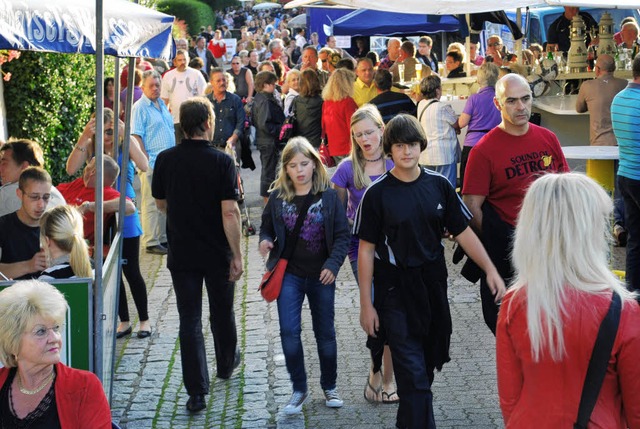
top-left (157, 0), bottom-right (216, 37)
top-left (3, 51), bottom-right (97, 185)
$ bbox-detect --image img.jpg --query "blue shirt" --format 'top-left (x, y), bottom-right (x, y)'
top-left (612, 82), bottom-right (640, 181)
top-left (207, 91), bottom-right (245, 146)
top-left (131, 94), bottom-right (175, 169)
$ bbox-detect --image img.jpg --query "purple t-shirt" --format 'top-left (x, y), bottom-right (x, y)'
top-left (462, 86), bottom-right (501, 147)
top-left (331, 158), bottom-right (395, 221)
top-left (120, 86), bottom-right (143, 107)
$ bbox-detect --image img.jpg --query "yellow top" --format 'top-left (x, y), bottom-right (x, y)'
top-left (353, 78), bottom-right (378, 107)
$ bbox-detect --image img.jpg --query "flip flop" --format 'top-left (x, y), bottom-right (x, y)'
top-left (382, 390), bottom-right (400, 404)
top-left (364, 378), bottom-right (382, 403)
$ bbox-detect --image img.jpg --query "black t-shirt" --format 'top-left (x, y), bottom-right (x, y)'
top-left (284, 194), bottom-right (328, 278)
top-left (354, 167), bottom-right (470, 268)
top-left (0, 211), bottom-right (40, 280)
top-left (152, 139), bottom-right (239, 271)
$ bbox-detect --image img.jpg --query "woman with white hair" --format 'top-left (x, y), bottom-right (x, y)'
top-left (497, 173), bottom-right (640, 428)
top-left (0, 280), bottom-right (111, 427)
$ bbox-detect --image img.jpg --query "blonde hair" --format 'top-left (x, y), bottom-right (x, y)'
top-left (40, 205), bottom-right (92, 278)
top-left (269, 137), bottom-right (330, 202)
top-left (476, 62), bottom-right (500, 88)
top-left (322, 68), bottom-right (355, 102)
top-left (349, 104), bottom-right (387, 190)
top-left (509, 173), bottom-right (635, 362)
top-left (447, 42), bottom-right (467, 64)
top-left (89, 108), bottom-right (116, 159)
top-left (0, 280), bottom-right (68, 367)
top-left (285, 68), bottom-right (301, 86)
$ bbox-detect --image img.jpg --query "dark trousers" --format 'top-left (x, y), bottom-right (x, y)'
top-left (118, 236), bottom-right (149, 322)
top-left (170, 264), bottom-right (237, 395)
top-left (619, 175), bottom-right (640, 291)
top-left (382, 288), bottom-right (436, 429)
top-left (459, 145), bottom-right (473, 192)
top-left (257, 142), bottom-right (279, 197)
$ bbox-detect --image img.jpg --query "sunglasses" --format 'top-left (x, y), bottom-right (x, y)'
top-left (105, 129), bottom-right (114, 136)
top-left (489, 43), bottom-right (503, 48)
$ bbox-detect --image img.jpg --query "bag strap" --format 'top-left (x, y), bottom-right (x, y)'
top-left (282, 192), bottom-right (315, 260)
top-left (574, 291), bottom-right (622, 429)
top-left (418, 99), bottom-right (439, 123)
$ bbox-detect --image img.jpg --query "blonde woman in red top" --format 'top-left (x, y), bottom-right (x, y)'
top-left (321, 68), bottom-right (358, 165)
top-left (497, 173), bottom-right (640, 429)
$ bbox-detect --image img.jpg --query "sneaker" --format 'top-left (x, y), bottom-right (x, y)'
top-left (614, 224), bottom-right (628, 247)
top-left (323, 388), bottom-right (344, 408)
top-left (283, 391), bottom-right (309, 415)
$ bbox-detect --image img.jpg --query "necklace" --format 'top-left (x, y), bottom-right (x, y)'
top-left (17, 371), bottom-right (55, 395)
top-left (364, 155), bottom-right (383, 163)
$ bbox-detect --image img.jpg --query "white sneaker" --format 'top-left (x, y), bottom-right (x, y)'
top-left (323, 388), bottom-right (344, 408)
top-left (283, 391), bottom-right (309, 415)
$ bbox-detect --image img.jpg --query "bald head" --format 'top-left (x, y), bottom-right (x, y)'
top-left (596, 54), bottom-right (615, 74)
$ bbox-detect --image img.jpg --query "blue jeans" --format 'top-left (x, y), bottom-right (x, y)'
top-left (618, 175), bottom-right (640, 291)
top-left (277, 272), bottom-right (337, 393)
top-left (424, 163), bottom-right (457, 189)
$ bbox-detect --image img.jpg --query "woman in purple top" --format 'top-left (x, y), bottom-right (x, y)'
top-left (456, 62), bottom-right (502, 189)
top-left (331, 104), bottom-right (398, 404)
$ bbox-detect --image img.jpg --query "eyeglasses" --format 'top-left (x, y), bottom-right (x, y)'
top-left (231, 62), bottom-right (241, 65)
top-left (353, 128), bottom-right (379, 140)
top-left (489, 43), bottom-right (503, 48)
top-left (105, 129), bottom-right (114, 136)
top-left (29, 325), bottom-right (62, 339)
top-left (26, 193), bottom-right (51, 202)
top-left (321, 59), bottom-right (328, 63)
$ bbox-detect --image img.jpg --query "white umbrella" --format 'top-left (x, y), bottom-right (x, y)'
top-left (253, 2), bottom-right (283, 10)
top-left (288, 13), bottom-right (307, 28)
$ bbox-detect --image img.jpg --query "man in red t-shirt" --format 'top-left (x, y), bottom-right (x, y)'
top-left (462, 73), bottom-right (569, 334)
top-left (57, 155), bottom-right (134, 244)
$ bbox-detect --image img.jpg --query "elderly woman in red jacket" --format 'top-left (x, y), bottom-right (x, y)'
top-left (497, 173), bottom-right (640, 429)
top-left (0, 280), bottom-right (112, 428)
top-left (321, 68), bottom-right (358, 165)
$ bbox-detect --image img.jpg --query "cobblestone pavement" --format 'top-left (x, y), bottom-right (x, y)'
top-left (111, 151), bottom-right (626, 429)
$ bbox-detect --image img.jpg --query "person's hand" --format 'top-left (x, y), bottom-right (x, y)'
top-left (79, 117), bottom-right (96, 143)
top-left (486, 269), bottom-right (506, 303)
top-left (78, 201), bottom-right (94, 214)
top-left (360, 302), bottom-right (379, 338)
top-left (228, 255), bottom-right (243, 281)
top-left (259, 240), bottom-right (273, 258)
top-left (117, 118), bottom-right (126, 137)
top-left (30, 250), bottom-right (48, 273)
top-left (319, 268), bottom-right (335, 285)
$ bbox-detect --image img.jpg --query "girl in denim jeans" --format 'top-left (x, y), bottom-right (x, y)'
top-left (259, 137), bottom-right (349, 415)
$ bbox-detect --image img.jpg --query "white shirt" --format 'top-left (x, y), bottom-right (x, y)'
top-left (161, 67), bottom-right (207, 123)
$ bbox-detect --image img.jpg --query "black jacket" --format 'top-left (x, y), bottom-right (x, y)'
top-left (292, 95), bottom-right (323, 147)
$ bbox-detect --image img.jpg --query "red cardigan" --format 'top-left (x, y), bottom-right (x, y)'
top-left (497, 289), bottom-right (640, 429)
top-left (0, 362), bottom-right (112, 429)
top-left (321, 97), bottom-right (358, 157)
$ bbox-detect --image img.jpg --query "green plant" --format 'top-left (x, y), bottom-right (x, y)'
top-left (3, 51), bottom-right (96, 185)
top-left (156, 0), bottom-right (216, 37)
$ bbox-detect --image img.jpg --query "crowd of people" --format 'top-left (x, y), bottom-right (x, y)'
top-left (1, 4), bottom-right (640, 428)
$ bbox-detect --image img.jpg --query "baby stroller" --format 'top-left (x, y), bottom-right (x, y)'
top-left (225, 144), bottom-right (256, 237)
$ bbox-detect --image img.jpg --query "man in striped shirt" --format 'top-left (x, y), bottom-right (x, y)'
top-left (611, 55), bottom-right (640, 294)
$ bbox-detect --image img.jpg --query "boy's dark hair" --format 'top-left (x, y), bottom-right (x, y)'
top-left (1, 139), bottom-right (44, 168)
top-left (373, 69), bottom-right (392, 91)
top-left (382, 114), bottom-right (427, 155)
top-left (446, 50), bottom-right (463, 64)
top-left (18, 166), bottom-right (51, 191)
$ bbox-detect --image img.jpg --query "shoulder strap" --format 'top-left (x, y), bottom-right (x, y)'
top-left (282, 192), bottom-right (315, 260)
top-left (418, 99), bottom-right (439, 123)
top-left (574, 291), bottom-right (622, 429)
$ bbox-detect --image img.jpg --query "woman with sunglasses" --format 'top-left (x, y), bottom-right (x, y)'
top-left (66, 108), bottom-right (152, 339)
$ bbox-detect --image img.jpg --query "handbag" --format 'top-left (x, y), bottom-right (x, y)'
top-left (319, 138), bottom-right (335, 167)
top-left (573, 291), bottom-right (621, 429)
top-left (258, 192), bottom-right (315, 302)
top-left (278, 96), bottom-right (297, 144)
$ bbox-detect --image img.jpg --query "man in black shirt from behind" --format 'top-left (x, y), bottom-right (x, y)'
top-left (369, 69), bottom-right (417, 123)
top-left (152, 97), bottom-right (243, 414)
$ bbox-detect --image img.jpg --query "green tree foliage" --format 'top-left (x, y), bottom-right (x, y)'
top-left (157, 0), bottom-right (216, 37)
top-left (3, 52), bottom-right (96, 185)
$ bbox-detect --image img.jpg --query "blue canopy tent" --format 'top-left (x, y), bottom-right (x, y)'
top-left (0, 0), bottom-right (174, 403)
top-left (0, 0), bottom-right (174, 60)
top-left (332, 9), bottom-right (465, 36)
